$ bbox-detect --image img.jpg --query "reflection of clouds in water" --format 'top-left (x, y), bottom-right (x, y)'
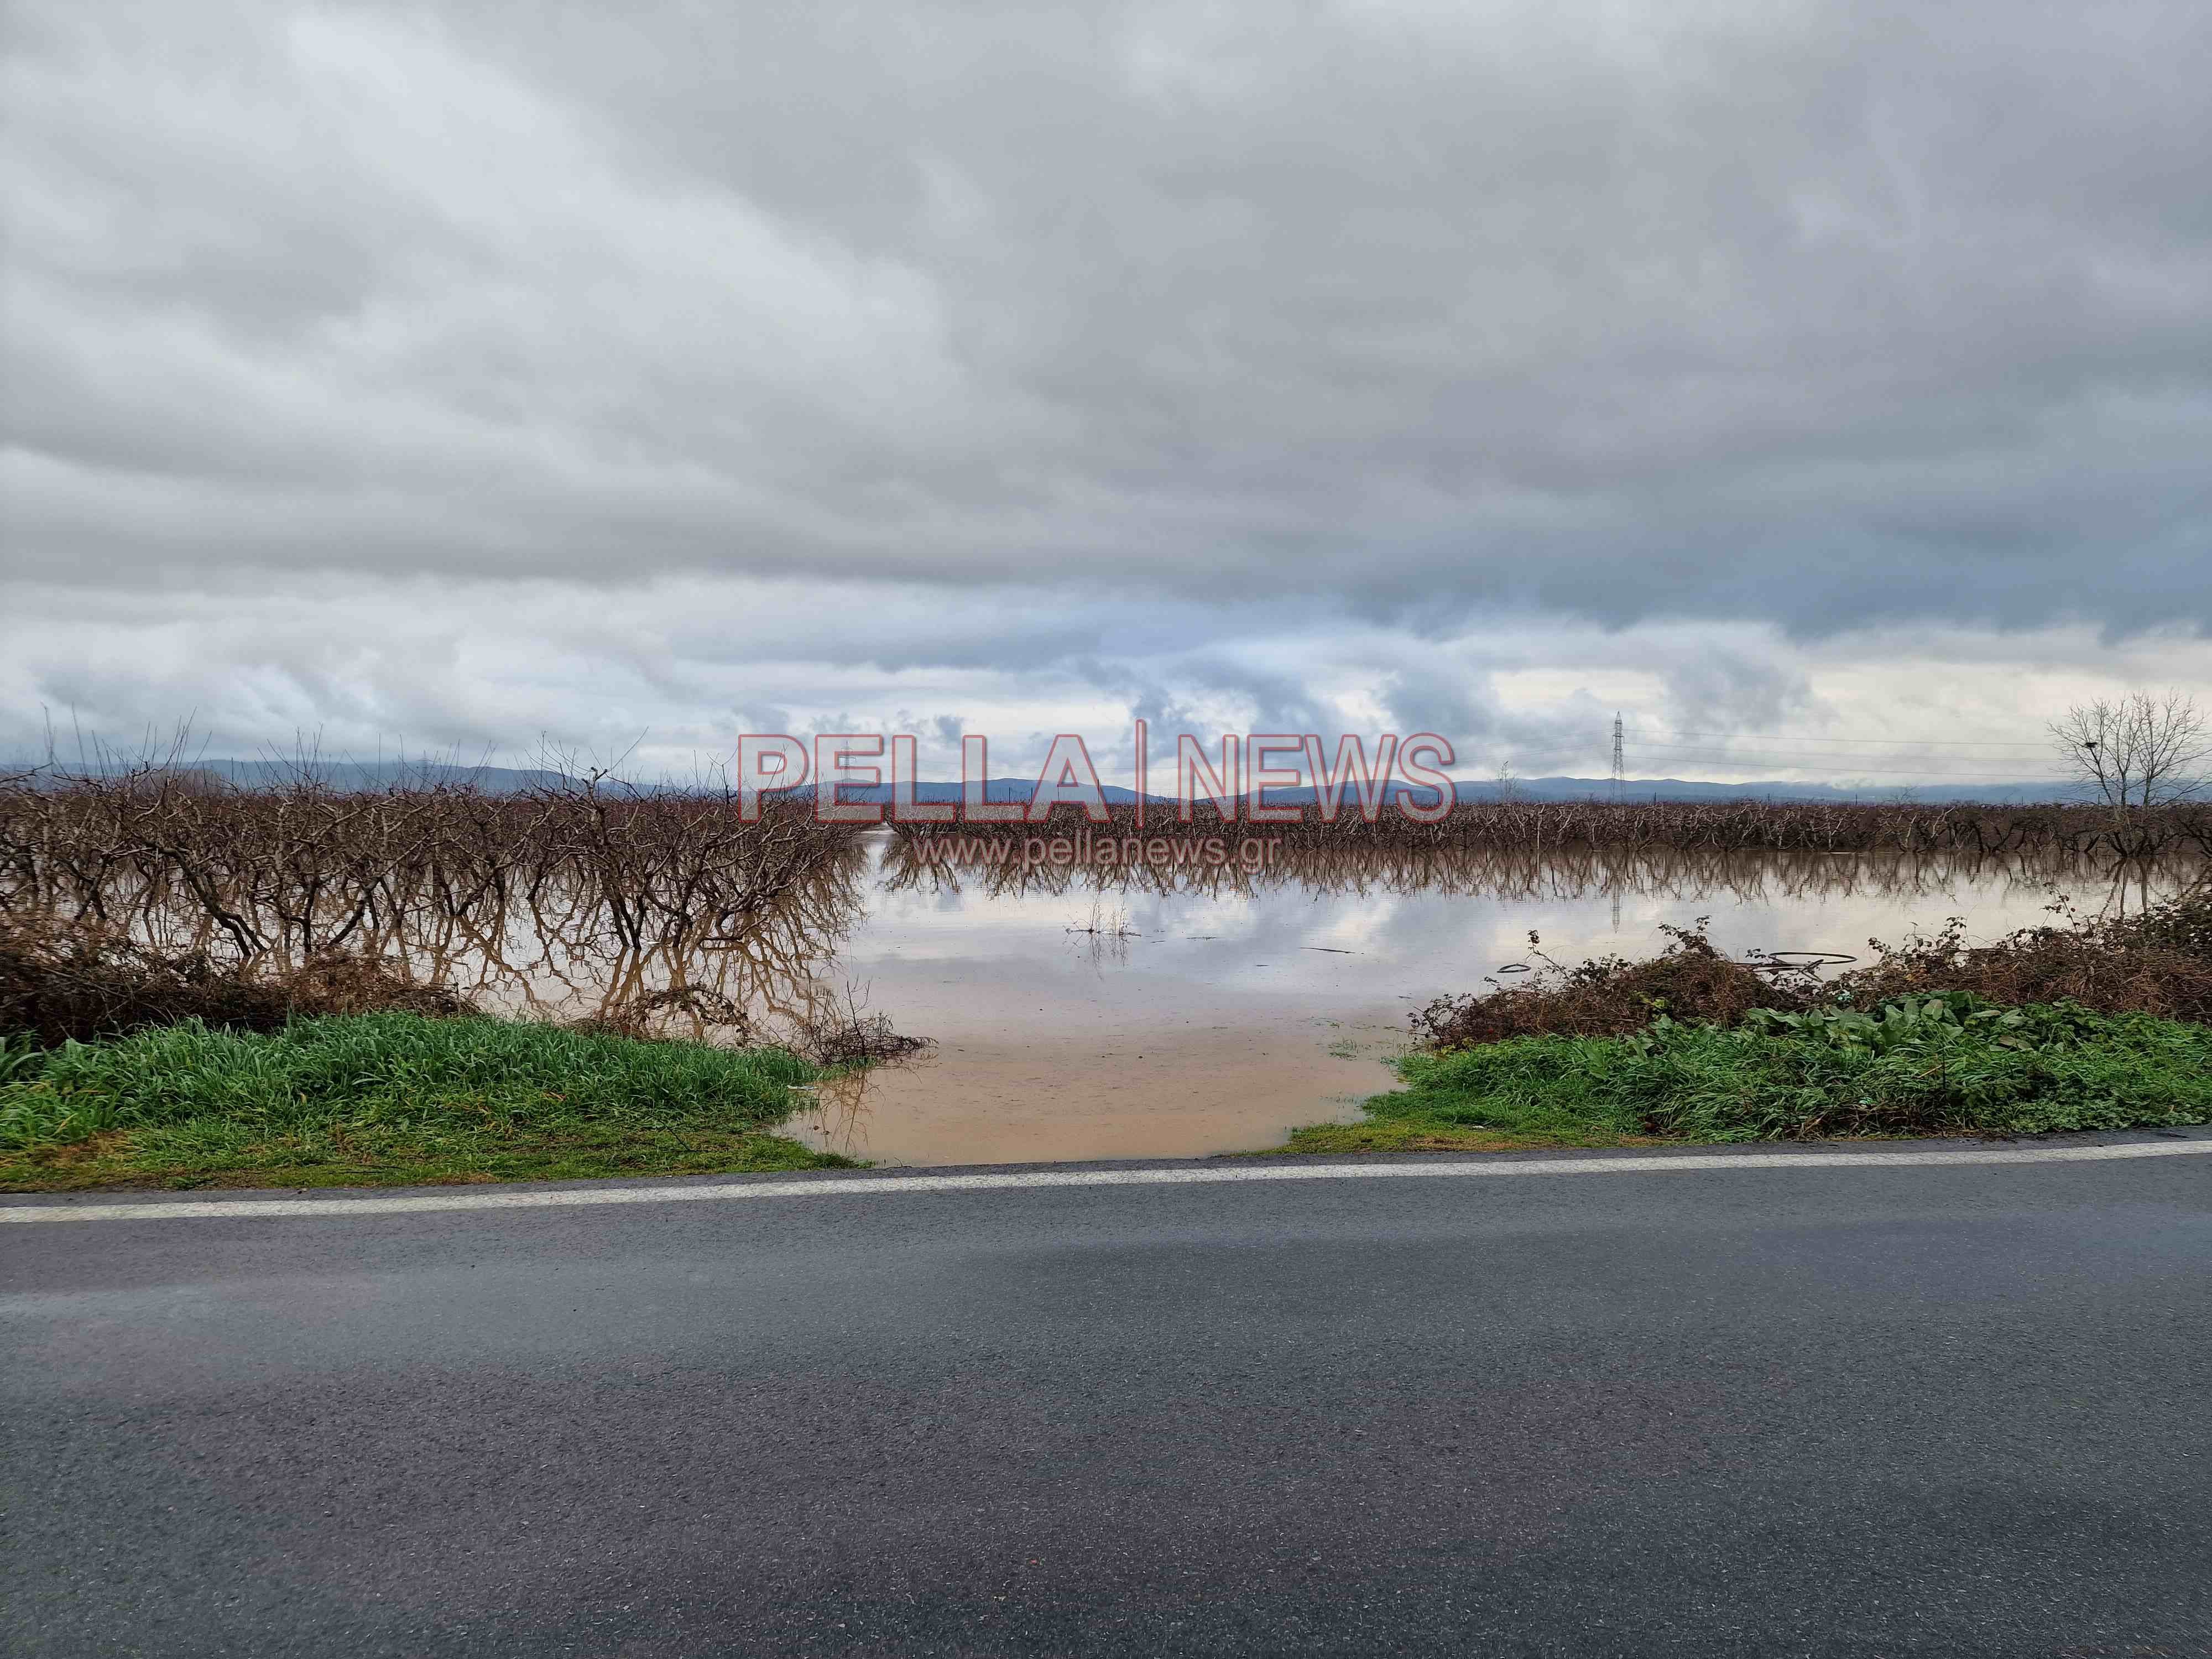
top-left (854, 843), bottom-right (2206, 1011)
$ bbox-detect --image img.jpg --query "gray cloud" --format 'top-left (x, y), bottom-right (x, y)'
top-left (12, 570), bottom-right (2193, 787)
top-left (1661, 650), bottom-right (1818, 735)
top-left (2, 1), bottom-right (2207, 781)
top-left (6, 0), bottom-right (2209, 632)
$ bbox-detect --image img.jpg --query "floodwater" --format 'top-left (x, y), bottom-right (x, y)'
top-left (159, 832), bottom-right (2183, 1167)
top-left (771, 837), bottom-right (2190, 1165)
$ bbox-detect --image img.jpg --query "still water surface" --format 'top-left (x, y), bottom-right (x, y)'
top-left (775, 838), bottom-right (2181, 1166)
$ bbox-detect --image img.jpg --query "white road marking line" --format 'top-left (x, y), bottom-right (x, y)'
top-left (3, 1139), bottom-right (2206, 1223)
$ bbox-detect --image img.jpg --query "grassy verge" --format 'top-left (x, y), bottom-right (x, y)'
top-left (1279, 994), bottom-right (2212, 1154)
top-left (0, 1012), bottom-right (855, 1192)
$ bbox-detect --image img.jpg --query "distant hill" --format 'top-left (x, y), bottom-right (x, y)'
top-left (11, 760), bottom-right (2082, 806)
top-left (1452, 776), bottom-right (2082, 806)
top-left (797, 775), bottom-right (2084, 807)
top-left (9, 759), bottom-right (585, 795)
top-left (772, 778), bottom-right (1155, 806)
top-left (211, 760), bottom-right (589, 794)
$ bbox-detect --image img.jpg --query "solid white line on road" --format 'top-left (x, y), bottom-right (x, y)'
top-left (3, 1139), bottom-right (2208, 1224)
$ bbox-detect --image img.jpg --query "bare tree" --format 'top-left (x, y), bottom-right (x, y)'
top-left (2049, 690), bottom-right (2210, 813)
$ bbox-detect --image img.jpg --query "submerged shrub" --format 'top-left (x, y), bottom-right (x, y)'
top-left (888, 797), bottom-right (2212, 860)
top-left (1838, 902), bottom-right (2212, 1025)
top-left (0, 913), bottom-right (474, 1047)
top-left (1412, 890), bottom-right (2212, 1053)
top-left (1411, 919), bottom-right (1816, 1048)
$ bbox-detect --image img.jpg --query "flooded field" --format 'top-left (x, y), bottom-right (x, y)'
top-left (9, 776), bottom-right (2202, 1167)
top-left (786, 839), bottom-right (2194, 1163)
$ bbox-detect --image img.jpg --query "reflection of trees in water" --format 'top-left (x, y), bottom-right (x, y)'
top-left (889, 800), bottom-right (2212, 860)
top-left (881, 838), bottom-right (2206, 915)
top-left (0, 778), bottom-right (877, 1042)
top-left (53, 838), bottom-right (878, 1048)
top-left (414, 841), bottom-right (876, 1044)
top-left (21, 816), bottom-right (2204, 1080)
top-left (788, 1065), bottom-right (882, 1161)
top-left (2085, 859), bottom-right (2208, 924)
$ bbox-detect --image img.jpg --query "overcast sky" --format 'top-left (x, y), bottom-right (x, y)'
top-left (3, 0), bottom-right (2206, 785)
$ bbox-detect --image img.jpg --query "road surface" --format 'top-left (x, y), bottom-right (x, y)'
top-left (6, 1137), bottom-right (2210, 1657)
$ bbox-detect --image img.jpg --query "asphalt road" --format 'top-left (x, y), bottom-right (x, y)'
top-left (6, 1139), bottom-right (2210, 1658)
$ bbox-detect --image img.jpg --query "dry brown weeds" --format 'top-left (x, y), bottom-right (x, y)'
top-left (1411, 891), bottom-right (2212, 1050)
top-left (0, 911), bottom-right (474, 1046)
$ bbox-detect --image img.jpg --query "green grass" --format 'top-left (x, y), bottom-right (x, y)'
top-left (1277, 995), bottom-right (2212, 1154)
top-left (0, 1013), bottom-right (855, 1191)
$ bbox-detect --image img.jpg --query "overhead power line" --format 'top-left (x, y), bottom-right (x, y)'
top-left (1629, 728), bottom-right (2056, 749)
top-left (1624, 753), bottom-right (2073, 779)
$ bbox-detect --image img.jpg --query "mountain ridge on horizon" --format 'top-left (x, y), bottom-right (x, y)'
top-left (5, 757), bottom-right (2089, 806)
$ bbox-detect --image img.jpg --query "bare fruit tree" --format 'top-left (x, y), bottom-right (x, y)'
top-left (2049, 690), bottom-right (2210, 812)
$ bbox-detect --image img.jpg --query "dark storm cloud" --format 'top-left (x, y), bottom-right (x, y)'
top-left (4, 0), bottom-right (2208, 638)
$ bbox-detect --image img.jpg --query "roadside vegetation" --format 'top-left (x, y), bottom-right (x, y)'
top-left (1409, 892), bottom-right (2212, 1048)
top-left (0, 768), bottom-right (921, 1191)
top-left (0, 1012), bottom-right (851, 1191)
top-left (0, 911), bottom-right (919, 1191)
top-left (1281, 891), bottom-right (2212, 1154)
